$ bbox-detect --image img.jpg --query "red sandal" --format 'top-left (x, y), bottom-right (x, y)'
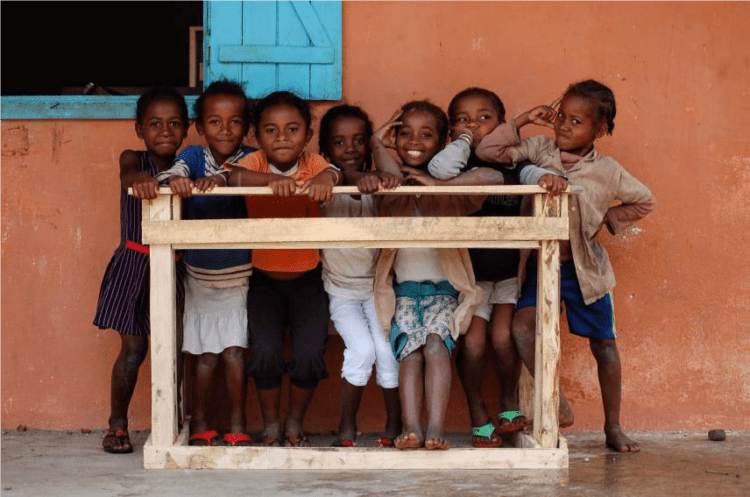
top-left (102, 429), bottom-right (133, 454)
top-left (189, 430), bottom-right (219, 446)
top-left (223, 433), bottom-right (251, 446)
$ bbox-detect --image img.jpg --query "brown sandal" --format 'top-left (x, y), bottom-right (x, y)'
top-left (102, 429), bottom-right (133, 454)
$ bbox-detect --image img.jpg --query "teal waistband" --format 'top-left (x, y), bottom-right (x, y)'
top-left (393, 280), bottom-right (458, 299)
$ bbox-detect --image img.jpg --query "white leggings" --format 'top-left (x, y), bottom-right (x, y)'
top-left (328, 295), bottom-right (399, 388)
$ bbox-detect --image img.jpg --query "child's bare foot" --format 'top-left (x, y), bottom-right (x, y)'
top-left (394, 432), bottom-right (423, 450)
top-left (605, 425), bottom-right (641, 452)
top-left (424, 430), bottom-right (450, 450)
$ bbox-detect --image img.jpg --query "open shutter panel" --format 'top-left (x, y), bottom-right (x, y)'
top-left (204, 1), bottom-right (342, 100)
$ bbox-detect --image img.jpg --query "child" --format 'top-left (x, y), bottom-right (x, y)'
top-left (369, 101), bottom-right (489, 450)
top-left (427, 87), bottom-right (563, 447)
top-left (157, 80), bottom-right (255, 446)
top-left (318, 105), bottom-right (402, 447)
top-left (476, 79), bottom-right (657, 452)
top-left (94, 87), bottom-right (189, 454)
top-left (228, 91), bottom-right (341, 447)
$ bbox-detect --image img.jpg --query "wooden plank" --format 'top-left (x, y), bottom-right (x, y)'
top-left (533, 238), bottom-right (561, 449)
top-left (277, 0), bottom-right (311, 98)
top-left (163, 241), bottom-right (542, 250)
top-left (308, 1), bottom-right (342, 100)
top-left (205, 1), bottom-right (243, 86)
top-left (221, 45), bottom-right (334, 64)
top-left (148, 195), bottom-right (178, 448)
top-left (143, 431), bottom-right (568, 470)
top-left (134, 185), bottom-right (580, 196)
top-left (242, 0), bottom-right (277, 98)
top-left (0, 96), bottom-right (197, 120)
top-left (141, 217), bottom-right (569, 247)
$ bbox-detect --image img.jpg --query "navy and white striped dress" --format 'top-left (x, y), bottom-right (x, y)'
top-left (93, 151), bottom-right (183, 336)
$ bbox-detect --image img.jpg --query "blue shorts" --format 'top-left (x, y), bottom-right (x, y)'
top-left (516, 260), bottom-right (616, 340)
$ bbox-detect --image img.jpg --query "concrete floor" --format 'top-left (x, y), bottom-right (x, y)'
top-left (1, 430), bottom-right (748, 496)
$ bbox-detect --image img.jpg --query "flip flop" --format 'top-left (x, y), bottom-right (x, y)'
top-left (331, 439), bottom-right (357, 447)
top-left (285, 433), bottom-right (311, 447)
top-left (497, 410), bottom-right (531, 434)
top-left (102, 429), bottom-right (133, 454)
top-left (189, 430), bottom-right (219, 446)
top-left (378, 436), bottom-right (395, 448)
top-left (471, 423), bottom-right (502, 448)
top-left (223, 433), bottom-right (251, 447)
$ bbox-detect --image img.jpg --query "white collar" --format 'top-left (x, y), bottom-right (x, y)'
top-left (268, 160), bottom-right (299, 177)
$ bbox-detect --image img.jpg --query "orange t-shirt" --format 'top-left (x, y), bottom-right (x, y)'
top-left (234, 150), bottom-right (333, 273)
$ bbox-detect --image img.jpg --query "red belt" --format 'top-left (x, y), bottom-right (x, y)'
top-left (126, 240), bottom-right (150, 255)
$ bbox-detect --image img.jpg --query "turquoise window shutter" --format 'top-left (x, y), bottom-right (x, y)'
top-left (205, 1), bottom-right (342, 100)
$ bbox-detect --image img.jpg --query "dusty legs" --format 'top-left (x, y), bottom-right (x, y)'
top-left (395, 335), bottom-right (451, 450)
top-left (513, 307), bottom-right (639, 452)
top-left (190, 346), bottom-right (247, 444)
top-left (337, 381), bottom-right (401, 446)
top-left (105, 333), bottom-right (148, 453)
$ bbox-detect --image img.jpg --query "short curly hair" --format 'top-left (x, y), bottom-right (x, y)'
top-left (564, 79), bottom-right (616, 135)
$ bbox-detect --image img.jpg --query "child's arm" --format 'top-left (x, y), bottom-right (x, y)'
top-left (427, 129), bottom-right (473, 180)
top-left (402, 165), bottom-right (504, 187)
top-left (475, 105), bottom-right (556, 164)
top-left (154, 148), bottom-right (200, 197)
top-left (120, 150), bottom-right (160, 199)
top-left (370, 109), bottom-right (406, 181)
top-left (300, 167), bottom-right (341, 203)
top-left (604, 169), bottom-right (658, 234)
top-left (228, 167), bottom-right (298, 196)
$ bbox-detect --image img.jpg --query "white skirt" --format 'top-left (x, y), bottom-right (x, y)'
top-left (182, 274), bottom-right (248, 355)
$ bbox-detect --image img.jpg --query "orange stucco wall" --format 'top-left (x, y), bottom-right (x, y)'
top-left (3, 2), bottom-right (749, 433)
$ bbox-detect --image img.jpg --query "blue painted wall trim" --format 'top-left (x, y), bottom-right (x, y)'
top-left (1, 96), bottom-right (200, 120)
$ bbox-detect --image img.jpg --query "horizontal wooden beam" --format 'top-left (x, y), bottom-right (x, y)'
top-left (143, 434), bottom-right (568, 470)
top-left (130, 185), bottom-right (582, 197)
top-left (220, 45), bottom-right (335, 64)
top-left (142, 217), bottom-right (568, 247)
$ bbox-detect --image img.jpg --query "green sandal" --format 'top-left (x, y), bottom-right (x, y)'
top-left (471, 422), bottom-right (502, 448)
top-left (497, 410), bottom-right (531, 434)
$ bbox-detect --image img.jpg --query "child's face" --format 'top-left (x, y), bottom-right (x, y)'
top-left (451, 94), bottom-right (504, 149)
top-left (196, 94), bottom-right (247, 164)
top-left (554, 94), bottom-right (606, 157)
top-left (256, 104), bottom-right (313, 171)
top-left (395, 109), bottom-right (441, 168)
top-left (135, 100), bottom-right (187, 160)
top-left (325, 116), bottom-right (369, 173)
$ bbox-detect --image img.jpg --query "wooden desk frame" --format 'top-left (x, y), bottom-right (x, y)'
top-left (140, 185), bottom-right (573, 469)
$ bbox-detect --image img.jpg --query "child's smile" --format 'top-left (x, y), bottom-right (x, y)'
top-left (396, 110), bottom-right (440, 168)
top-left (196, 94), bottom-right (248, 165)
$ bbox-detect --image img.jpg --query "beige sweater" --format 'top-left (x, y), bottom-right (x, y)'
top-left (374, 193), bottom-right (485, 341)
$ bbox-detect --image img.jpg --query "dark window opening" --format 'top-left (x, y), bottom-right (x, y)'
top-left (1, 1), bottom-right (203, 96)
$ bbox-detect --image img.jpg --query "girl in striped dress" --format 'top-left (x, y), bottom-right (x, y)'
top-left (94, 87), bottom-right (189, 454)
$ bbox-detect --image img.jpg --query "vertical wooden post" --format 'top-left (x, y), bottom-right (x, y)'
top-left (148, 194), bottom-right (178, 447)
top-left (532, 193), bottom-right (562, 449)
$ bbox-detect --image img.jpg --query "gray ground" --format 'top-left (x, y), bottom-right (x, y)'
top-left (1, 430), bottom-right (748, 496)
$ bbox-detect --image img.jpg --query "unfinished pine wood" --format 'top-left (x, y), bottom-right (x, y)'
top-left (532, 193), bottom-right (563, 449)
top-left (130, 185), bottom-right (582, 197)
top-left (142, 217), bottom-right (568, 248)
top-left (138, 185), bottom-right (572, 469)
top-left (148, 195), bottom-right (178, 448)
top-left (143, 430), bottom-right (569, 470)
